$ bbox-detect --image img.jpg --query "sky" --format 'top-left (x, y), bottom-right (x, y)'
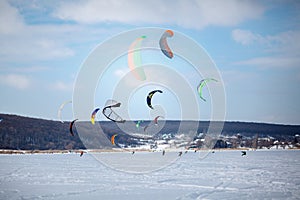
top-left (0, 0), bottom-right (300, 125)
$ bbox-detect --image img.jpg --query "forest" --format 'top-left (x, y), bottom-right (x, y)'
top-left (0, 114), bottom-right (299, 150)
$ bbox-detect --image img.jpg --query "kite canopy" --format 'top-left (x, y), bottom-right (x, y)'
top-left (136, 120), bottom-right (143, 128)
top-left (111, 134), bottom-right (118, 145)
top-left (159, 30), bottom-right (174, 59)
top-left (102, 99), bottom-right (126, 123)
top-left (91, 108), bottom-right (100, 124)
top-left (146, 90), bottom-right (163, 109)
top-left (197, 78), bottom-right (218, 102)
top-left (128, 36), bottom-right (147, 81)
top-left (69, 119), bottom-right (78, 136)
top-left (144, 125), bottom-right (149, 132)
top-left (154, 116), bottom-right (164, 125)
top-left (57, 100), bottom-right (72, 123)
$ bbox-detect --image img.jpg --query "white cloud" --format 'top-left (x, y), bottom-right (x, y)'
top-left (232, 29), bottom-right (265, 45)
top-left (0, 0), bottom-right (122, 64)
top-left (0, 25), bottom-right (76, 62)
top-left (114, 69), bottom-right (128, 78)
top-left (50, 81), bottom-right (74, 91)
top-left (0, 0), bottom-right (266, 64)
top-left (53, 0), bottom-right (265, 29)
top-left (268, 31), bottom-right (300, 56)
top-left (232, 29), bottom-right (300, 69)
top-left (0, 0), bottom-right (24, 34)
top-left (0, 74), bottom-right (31, 90)
top-left (232, 29), bottom-right (300, 54)
top-left (0, 1), bottom-right (77, 62)
top-left (194, 0), bottom-right (264, 27)
top-left (0, 66), bottom-right (50, 73)
top-left (234, 56), bottom-right (300, 69)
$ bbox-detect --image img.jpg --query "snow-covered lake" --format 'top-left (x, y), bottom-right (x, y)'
top-left (1, 150), bottom-right (299, 200)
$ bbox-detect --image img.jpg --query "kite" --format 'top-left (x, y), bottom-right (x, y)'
top-left (102, 100), bottom-right (126, 123)
top-left (136, 120), bottom-right (143, 128)
top-left (111, 134), bottom-right (118, 145)
top-left (91, 108), bottom-right (100, 124)
top-left (159, 30), bottom-right (174, 59)
top-left (241, 151), bottom-right (247, 156)
top-left (197, 78), bottom-right (218, 102)
top-left (69, 119), bottom-right (78, 136)
top-left (146, 90), bottom-right (163, 109)
top-left (143, 116), bottom-right (163, 132)
top-left (154, 116), bottom-right (164, 125)
top-left (128, 36), bottom-right (147, 81)
top-left (57, 100), bottom-right (72, 123)
top-left (144, 125), bottom-right (149, 132)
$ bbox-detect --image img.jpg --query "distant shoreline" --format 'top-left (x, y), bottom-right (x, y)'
top-left (0, 148), bottom-right (299, 155)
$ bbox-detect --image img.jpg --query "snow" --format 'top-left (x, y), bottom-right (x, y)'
top-left (0, 150), bottom-right (299, 200)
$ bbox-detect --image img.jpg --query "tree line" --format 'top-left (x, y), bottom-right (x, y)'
top-left (0, 114), bottom-right (299, 150)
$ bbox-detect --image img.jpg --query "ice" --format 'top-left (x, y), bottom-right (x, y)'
top-left (0, 150), bottom-right (299, 200)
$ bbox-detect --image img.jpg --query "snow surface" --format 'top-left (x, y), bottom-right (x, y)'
top-left (0, 150), bottom-right (299, 200)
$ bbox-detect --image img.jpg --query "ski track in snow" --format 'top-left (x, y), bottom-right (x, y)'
top-left (0, 150), bottom-right (299, 200)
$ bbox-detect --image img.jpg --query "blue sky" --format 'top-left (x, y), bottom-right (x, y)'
top-left (0, 0), bottom-right (299, 125)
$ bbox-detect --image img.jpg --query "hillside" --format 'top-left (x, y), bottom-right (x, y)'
top-left (0, 113), bottom-right (299, 150)
top-left (0, 114), bottom-right (84, 150)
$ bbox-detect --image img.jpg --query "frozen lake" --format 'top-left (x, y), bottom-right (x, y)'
top-left (0, 150), bottom-right (299, 200)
